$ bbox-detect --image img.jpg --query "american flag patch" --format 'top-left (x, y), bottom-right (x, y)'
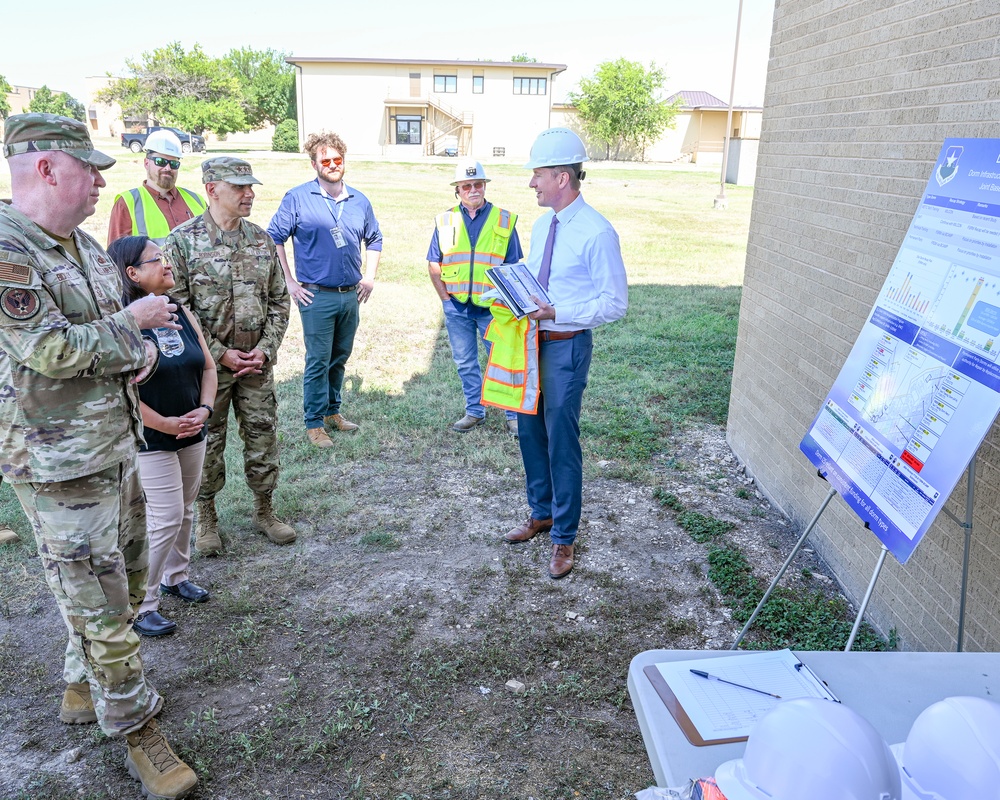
top-left (0, 261), bottom-right (31, 285)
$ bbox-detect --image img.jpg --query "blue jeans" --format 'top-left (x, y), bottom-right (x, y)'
top-left (300, 290), bottom-right (360, 429)
top-left (442, 299), bottom-right (516, 420)
top-left (516, 330), bottom-right (593, 545)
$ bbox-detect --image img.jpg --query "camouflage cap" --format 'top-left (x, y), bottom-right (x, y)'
top-left (2, 113), bottom-right (116, 170)
top-left (201, 156), bottom-right (262, 186)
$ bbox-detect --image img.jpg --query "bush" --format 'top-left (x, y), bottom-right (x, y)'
top-left (272, 119), bottom-right (299, 153)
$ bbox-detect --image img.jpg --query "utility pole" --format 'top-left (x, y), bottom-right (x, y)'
top-left (715, 0), bottom-right (745, 210)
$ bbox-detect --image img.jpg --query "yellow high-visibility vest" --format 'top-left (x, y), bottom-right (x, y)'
top-left (435, 204), bottom-right (516, 306)
top-left (116, 185), bottom-right (206, 244)
top-left (482, 303), bottom-right (540, 414)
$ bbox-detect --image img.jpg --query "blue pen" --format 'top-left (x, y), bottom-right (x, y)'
top-left (690, 669), bottom-right (781, 699)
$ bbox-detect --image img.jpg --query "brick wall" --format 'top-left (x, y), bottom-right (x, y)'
top-left (728, 0), bottom-right (1000, 651)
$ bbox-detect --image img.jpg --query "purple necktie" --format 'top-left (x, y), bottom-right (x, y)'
top-left (537, 215), bottom-right (558, 290)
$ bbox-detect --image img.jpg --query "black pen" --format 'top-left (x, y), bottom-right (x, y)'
top-left (689, 669), bottom-right (782, 699)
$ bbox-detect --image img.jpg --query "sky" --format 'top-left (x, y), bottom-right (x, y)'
top-left (3, 0), bottom-right (776, 108)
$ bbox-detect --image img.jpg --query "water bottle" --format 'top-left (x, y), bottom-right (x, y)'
top-left (153, 326), bottom-right (185, 358)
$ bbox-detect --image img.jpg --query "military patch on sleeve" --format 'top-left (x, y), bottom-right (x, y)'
top-left (0, 260), bottom-right (32, 285)
top-left (0, 287), bottom-right (41, 320)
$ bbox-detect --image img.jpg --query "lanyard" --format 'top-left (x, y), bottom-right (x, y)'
top-left (321, 190), bottom-right (346, 224)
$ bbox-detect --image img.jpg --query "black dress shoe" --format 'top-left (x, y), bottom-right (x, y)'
top-left (160, 580), bottom-right (210, 603)
top-left (134, 611), bottom-right (176, 637)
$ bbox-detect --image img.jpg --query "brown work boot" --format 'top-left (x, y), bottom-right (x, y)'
top-left (253, 493), bottom-right (296, 545)
top-left (307, 427), bottom-right (334, 448)
top-left (549, 544), bottom-right (575, 579)
top-left (59, 682), bottom-right (97, 725)
top-left (451, 414), bottom-right (486, 433)
top-left (324, 413), bottom-right (359, 432)
top-left (0, 526), bottom-right (19, 546)
top-left (194, 499), bottom-right (222, 556)
top-left (504, 516), bottom-right (553, 543)
top-left (125, 718), bottom-right (197, 800)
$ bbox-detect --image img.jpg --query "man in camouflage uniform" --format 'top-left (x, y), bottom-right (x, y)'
top-left (163, 157), bottom-right (294, 554)
top-left (0, 114), bottom-right (197, 799)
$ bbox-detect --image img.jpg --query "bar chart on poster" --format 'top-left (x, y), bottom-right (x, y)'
top-left (801, 139), bottom-right (1000, 563)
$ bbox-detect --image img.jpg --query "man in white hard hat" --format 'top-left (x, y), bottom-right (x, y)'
top-left (427, 159), bottom-right (524, 434)
top-left (108, 129), bottom-right (206, 245)
top-left (502, 128), bottom-right (628, 580)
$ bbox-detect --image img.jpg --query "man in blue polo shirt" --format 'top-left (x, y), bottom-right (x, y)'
top-left (268, 131), bottom-right (383, 448)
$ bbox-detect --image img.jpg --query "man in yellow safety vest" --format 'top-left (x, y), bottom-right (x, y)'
top-left (427, 159), bottom-right (524, 435)
top-left (107, 129), bottom-right (206, 246)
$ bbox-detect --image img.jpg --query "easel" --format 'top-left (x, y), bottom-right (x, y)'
top-left (731, 459), bottom-right (978, 653)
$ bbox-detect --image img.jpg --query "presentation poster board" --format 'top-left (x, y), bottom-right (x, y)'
top-left (800, 139), bottom-right (1000, 563)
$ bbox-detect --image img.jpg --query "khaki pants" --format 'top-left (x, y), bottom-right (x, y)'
top-left (137, 439), bottom-right (207, 614)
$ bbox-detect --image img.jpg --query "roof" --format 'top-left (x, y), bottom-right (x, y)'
top-left (666, 90), bottom-right (728, 108)
top-left (286, 56), bottom-right (566, 74)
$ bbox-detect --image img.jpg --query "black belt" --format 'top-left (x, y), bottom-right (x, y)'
top-left (540, 330), bottom-right (583, 341)
top-left (301, 282), bottom-right (358, 293)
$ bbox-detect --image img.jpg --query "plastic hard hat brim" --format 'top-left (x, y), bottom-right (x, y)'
top-left (890, 743), bottom-right (929, 800)
top-left (714, 758), bottom-right (768, 800)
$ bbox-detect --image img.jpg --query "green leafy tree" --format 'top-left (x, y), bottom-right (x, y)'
top-left (510, 53), bottom-right (538, 63)
top-left (0, 74), bottom-right (12, 119)
top-left (569, 58), bottom-right (681, 160)
top-left (98, 42), bottom-right (247, 135)
top-left (225, 47), bottom-right (296, 129)
top-left (272, 119), bottom-right (299, 152)
top-left (27, 85), bottom-right (86, 121)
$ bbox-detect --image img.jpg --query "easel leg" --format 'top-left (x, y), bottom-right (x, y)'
top-left (845, 545), bottom-right (888, 652)
top-left (731, 486), bottom-right (837, 649)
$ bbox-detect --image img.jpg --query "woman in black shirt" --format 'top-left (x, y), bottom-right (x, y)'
top-left (109, 236), bottom-right (218, 637)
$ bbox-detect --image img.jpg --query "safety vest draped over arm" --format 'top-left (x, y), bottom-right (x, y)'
top-left (482, 303), bottom-right (540, 414)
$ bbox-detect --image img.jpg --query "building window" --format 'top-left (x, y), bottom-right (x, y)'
top-left (513, 77), bottom-right (547, 95)
top-left (472, 76), bottom-right (484, 94)
top-left (434, 75), bottom-right (457, 93)
top-left (395, 116), bottom-right (422, 145)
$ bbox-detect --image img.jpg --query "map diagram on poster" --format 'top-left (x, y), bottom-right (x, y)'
top-left (801, 139), bottom-right (1000, 563)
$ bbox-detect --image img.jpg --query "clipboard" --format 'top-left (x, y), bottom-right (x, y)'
top-left (643, 650), bottom-right (840, 747)
top-left (643, 664), bottom-right (747, 746)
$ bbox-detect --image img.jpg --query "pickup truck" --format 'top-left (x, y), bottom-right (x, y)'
top-left (120, 126), bottom-right (207, 154)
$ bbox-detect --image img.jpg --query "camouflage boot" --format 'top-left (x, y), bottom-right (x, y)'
top-left (195, 499), bottom-right (222, 556)
top-left (252, 493), bottom-right (296, 545)
top-left (59, 681), bottom-right (97, 725)
top-left (125, 718), bottom-right (197, 800)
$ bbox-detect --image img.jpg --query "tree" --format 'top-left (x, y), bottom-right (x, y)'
top-left (510, 53), bottom-right (538, 63)
top-left (224, 47), bottom-right (296, 129)
top-left (98, 42), bottom-right (247, 135)
top-left (0, 74), bottom-right (12, 119)
top-left (569, 59), bottom-right (681, 160)
top-left (27, 85), bottom-right (86, 121)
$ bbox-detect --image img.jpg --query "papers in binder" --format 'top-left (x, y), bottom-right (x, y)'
top-left (644, 649), bottom-right (840, 745)
top-left (483, 263), bottom-right (551, 319)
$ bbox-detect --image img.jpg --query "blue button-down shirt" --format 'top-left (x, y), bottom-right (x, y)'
top-left (268, 179), bottom-right (383, 287)
top-left (426, 201), bottom-right (523, 264)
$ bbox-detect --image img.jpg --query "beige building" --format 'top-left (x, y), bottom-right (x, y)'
top-left (286, 57), bottom-right (567, 159)
top-left (83, 75), bottom-right (124, 138)
top-left (728, 0), bottom-right (1000, 651)
top-left (552, 90), bottom-right (762, 166)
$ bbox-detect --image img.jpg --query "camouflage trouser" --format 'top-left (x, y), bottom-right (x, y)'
top-left (199, 366), bottom-right (280, 501)
top-left (13, 458), bottom-right (163, 736)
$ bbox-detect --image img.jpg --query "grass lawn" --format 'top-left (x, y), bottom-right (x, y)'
top-left (0, 149), bottom-right (754, 800)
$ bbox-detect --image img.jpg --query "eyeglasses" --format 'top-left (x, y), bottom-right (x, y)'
top-left (319, 157), bottom-right (344, 167)
top-left (457, 181), bottom-right (485, 192)
top-left (151, 156), bottom-right (180, 169)
top-left (137, 255), bottom-right (163, 266)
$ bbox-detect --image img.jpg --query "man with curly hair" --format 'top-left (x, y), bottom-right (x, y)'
top-left (267, 132), bottom-right (383, 448)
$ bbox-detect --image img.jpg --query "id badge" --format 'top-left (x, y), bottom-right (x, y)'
top-left (330, 226), bottom-right (347, 249)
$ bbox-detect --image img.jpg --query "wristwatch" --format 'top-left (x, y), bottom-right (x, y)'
top-left (199, 404), bottom-right (214, 418)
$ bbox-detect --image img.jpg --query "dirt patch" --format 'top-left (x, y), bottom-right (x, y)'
top-left (0, 424), bottom-right (842, 800)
